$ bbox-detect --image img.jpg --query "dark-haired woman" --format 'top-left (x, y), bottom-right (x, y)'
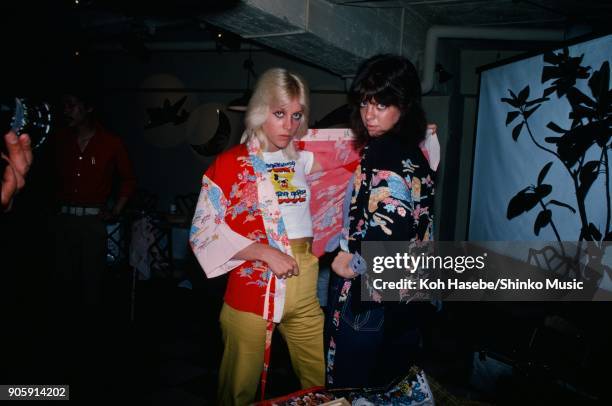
top-left (326, 54), bottom-right (437, 388)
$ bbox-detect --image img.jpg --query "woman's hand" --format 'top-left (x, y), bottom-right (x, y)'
top-left (261, 245), bottom-right (300, 279)
top-left (234, 242), bottom-right (299, 279)
top-left (331, 251), bottom-right (358, 279)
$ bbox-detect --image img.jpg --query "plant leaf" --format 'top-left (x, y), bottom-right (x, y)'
top-left (544, 136), bottom-right (562, 144)
top-left (506, 111), bottom-right (520, 126)
top-left (512, 122), bottom-right (524, 141)
top-left (525, 97), bottom-right (550, 107)
top-left (548, 199), bottom-right (576, 213)
top-left (589, 61), bottom-right (609, 103)
top-left (577, 160), bottom-right (600, 199)
top-left (501, 97), bottom-right (518, 107)
top-left (535, 184), bottom-right (552, 199)
top-left (534, 209), bottom-right (552, 236)
top-left (567, 87), bottom-right (597, 108)
top-left (542, 66), bottom-right (559, 83)
top-left (524, 104), bottom-right (542, 120)
top-left (569, 105), bottom-right (596, 121)
top-left (580, 160), bottom-right (600, 182)
top-left (546, 121), bottom-right (566, 134)
top-left (594, 121), bottom-right (610, 148)
top-left (537, 162), bottom-right (554, 185)
top-left (543, 51), bottom-right (559, 65)
top-left (543, 86), bottom-right (556, 97)
top-left (507, 187), bottom-right (539, 219)
top-left (518, 85), bottom-right (530, 105)
top-left (555, 124), bottom-right (598, 168)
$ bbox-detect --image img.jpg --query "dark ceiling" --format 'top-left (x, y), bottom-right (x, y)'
top-left (0, 1), bottom-right (240, 93)
top-left (7, 0), bottom-right (610, 56)
top-left (0, 0), bottom-right (609, 93)
top-left (1, 1), bottom-right (238, 55)
top-left (328, 0), bottom-right (612, 30)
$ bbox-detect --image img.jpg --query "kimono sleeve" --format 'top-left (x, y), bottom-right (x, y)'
top-left (189, 161), bottom-right (254, 278)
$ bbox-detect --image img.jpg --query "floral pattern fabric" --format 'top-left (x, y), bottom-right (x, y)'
top-left (327, 130), bottom-right (438, 386)
top-left (256, 366), bottom-right (434, 406)
top-left (348, 136), bottom-right (435, 253)
top-left (299, 129), bottom-right (362, 256)
top-left (346, 134), bottom-right (435, 306)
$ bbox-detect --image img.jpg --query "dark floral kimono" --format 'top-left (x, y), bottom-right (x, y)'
top-left (348, 134), bottom-right (435, 252)
top-left (327, 132), bottom-right (436, 388)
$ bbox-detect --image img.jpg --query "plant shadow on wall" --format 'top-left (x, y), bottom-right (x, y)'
top-left (502, 47), bottom-right (610, 281)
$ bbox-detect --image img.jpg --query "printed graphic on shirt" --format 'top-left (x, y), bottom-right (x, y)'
top-left (266, 160), bottom-right (307, 204)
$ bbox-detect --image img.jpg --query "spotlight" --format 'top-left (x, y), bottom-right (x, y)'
top-left (207, 25), bottom-right (241, 51)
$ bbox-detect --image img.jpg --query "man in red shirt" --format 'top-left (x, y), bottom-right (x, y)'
top-left (53, 91), bottom-right (136, 319)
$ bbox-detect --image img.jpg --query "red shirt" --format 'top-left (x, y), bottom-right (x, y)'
top-left (55, 123), bottom-right (136, 205)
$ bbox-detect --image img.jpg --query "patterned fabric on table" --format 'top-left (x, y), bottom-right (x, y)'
top-left (255, 367), bottom-right (434, 406)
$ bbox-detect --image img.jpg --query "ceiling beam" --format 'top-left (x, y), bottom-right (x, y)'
top-left (203, 0), bottom-right (427, 76)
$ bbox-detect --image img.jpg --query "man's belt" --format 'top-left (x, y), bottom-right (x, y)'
top-left (60, 205), bottom-right (101, 216)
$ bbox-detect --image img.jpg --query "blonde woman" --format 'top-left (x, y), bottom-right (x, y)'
top-left (190, 68), bottom-right (324, 405)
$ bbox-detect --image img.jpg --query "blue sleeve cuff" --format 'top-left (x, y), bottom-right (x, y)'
top-left (325, 233), bottom-right (341, 252)
top-left (349, 252), bottom-right (367, 275)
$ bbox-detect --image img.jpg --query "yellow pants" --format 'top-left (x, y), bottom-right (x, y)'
top-left (218, 241), bottom-right (325, 406)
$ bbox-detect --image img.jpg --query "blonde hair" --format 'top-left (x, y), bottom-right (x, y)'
top-left (240, 68), bottom-right (310, 159)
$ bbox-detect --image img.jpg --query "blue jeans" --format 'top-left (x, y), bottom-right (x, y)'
top-left (325, 273), bottom-right (385, 388)
top-left (325, 273), bottom-right (425, 388)
top-left (317, 266), bottom-right (330, 308)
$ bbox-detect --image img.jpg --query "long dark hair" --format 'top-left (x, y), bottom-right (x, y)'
top-left (349, 54), bottom-right (427, 151)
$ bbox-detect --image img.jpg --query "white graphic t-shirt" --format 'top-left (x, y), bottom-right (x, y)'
top-left (262, 149), bottom-right (314, 239)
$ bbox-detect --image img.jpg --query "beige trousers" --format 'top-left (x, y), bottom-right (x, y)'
top-left (218, 241), bottom-right (325, 406)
